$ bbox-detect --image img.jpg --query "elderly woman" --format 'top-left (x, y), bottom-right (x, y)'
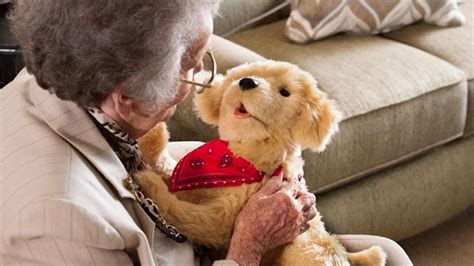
top-left (0, 1), bottom-right (412, 265)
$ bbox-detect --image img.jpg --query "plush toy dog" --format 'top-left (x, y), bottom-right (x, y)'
top-left (135, 61), bottom-right (386, 265)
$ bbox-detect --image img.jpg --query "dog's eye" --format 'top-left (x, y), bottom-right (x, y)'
top-left (279, 88), bottom-right (291, 97)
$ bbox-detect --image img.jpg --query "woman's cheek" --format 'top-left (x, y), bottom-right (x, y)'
top-left (160, 105), bottom-right (177, 121)
top-left (174, 82), bottom-right (191, 104)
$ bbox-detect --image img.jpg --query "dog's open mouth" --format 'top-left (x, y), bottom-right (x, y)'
top-left (234, 103), bottom-right (251, 118)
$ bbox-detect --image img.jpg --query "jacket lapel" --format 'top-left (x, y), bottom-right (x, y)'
top-left (25, 70), bottom-right (154, 233)
top-left (23, 69), bottom-right (157, 263)
top-left (29, 82), bottom-right (136, 199)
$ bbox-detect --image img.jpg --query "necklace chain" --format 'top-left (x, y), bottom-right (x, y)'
top-left (124, 175), bottom-right (187, 243)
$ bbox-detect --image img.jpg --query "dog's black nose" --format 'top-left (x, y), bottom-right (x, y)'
top-left (239, 78), bottom-right (259, 91)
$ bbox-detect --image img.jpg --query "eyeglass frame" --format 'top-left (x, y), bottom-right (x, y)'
top-left (179, 50), bottom-right (217, 89)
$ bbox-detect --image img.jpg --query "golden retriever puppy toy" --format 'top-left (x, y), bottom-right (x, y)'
top-left (135, 61), bottom-right (386, 265)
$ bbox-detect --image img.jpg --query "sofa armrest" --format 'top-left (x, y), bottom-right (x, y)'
top-left (211, 35), bottom-right (266, 74)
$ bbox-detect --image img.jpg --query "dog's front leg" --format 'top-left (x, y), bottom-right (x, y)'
top-left (134, 169), bottom-right (250, 249)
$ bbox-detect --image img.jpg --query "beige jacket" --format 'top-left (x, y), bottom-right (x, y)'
top-left (0, 69), bottom-right (197, 265)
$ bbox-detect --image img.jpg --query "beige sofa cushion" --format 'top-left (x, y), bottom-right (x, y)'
top-left (384, 0), bottom-right (473, 136)
top-left (318, 136), bottom-right (474, 240)
top-left (303, 82), bottom-right (467, 192)
top-left (286, 0), bottom-right (465, 43)
top-left (468, 79), bottom-right (474, 137)
top-left (210, 35), bottom-right (266, 73)
top-left (213, 0), bottom-right (290, 36)
top-left (168, 22), bottom-right (467, 193)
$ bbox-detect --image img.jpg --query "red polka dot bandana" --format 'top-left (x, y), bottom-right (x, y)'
top-left (169, 140), bottom-right (281, 192)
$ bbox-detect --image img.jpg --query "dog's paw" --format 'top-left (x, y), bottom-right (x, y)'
top-left (134, 170), bottom-right (169, 194)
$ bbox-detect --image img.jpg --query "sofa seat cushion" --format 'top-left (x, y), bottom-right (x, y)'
top-left (384, 1), bottom-right (473, 136)
top-left (225, 21), bottom-right (467, 192)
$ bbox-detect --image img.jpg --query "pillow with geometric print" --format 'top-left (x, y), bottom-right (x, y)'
top-left (285, 0), bottom-right (466, 43)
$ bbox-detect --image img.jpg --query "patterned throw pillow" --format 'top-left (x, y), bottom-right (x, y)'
top-left (285, 0), bottom-right (466, 43)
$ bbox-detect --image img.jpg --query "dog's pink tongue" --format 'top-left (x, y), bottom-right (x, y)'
top-left (234, 104), bottom-right (251, 118)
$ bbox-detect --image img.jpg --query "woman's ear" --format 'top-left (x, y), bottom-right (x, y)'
top-left (293, 89), bottom-right (342, 152)
top-left (193, 74), bottom-right (225, 125)
top-left (102, 89), bottom-right (134, 120)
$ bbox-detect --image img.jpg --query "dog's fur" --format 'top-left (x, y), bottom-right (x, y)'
top-left (135, 61), bottom-right (386, 265)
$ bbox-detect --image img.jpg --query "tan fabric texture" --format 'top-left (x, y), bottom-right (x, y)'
top-left (384, 0), bottom-right (473, 136)
top-left (317, 136), bottom-right (474, 241)
top-left (304, 81), bottom-right (467, 193)
top-left (466, 79), bottom-right (474, 137)
top-left (286, 0), bottom-right (466, 43)
top-left (210, 35), bottom-right (266, 74)
top-left (213, 0), bottom-right (290, 36)
top-left (400, 206), bottom-right (474, 266)
top-left (384, 0), bottom-right (473, 80)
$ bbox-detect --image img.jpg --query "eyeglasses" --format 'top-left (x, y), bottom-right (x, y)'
top-left (179, 50), bottom-right (217, 91)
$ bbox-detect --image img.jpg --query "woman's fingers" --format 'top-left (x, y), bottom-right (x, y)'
top-left (231, 176), bottom-right (318, 259)
top-left (296, 191), bottom-right (317, 225)
top-left (299, 222), bottom-right (311, 233)
top-left (299, 176), bottom-right (306, 186)
top-left (303, 205), bottom-right (317, 223)
top-left (284, 177), bottom-right (303, 197)
top-left (257, 173), bottom-right (284, 196)
top-left (297, 191), bottom-right (316, 212)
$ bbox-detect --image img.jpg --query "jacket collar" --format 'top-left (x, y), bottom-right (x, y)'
top-left (28, 72), bottom-right (134, 199)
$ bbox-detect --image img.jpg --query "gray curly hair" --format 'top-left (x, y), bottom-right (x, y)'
top-left (10, 0), bottom-right (220, 109)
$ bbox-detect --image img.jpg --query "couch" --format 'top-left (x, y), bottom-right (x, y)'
top-left (168, 0), bottom-right (473, 242)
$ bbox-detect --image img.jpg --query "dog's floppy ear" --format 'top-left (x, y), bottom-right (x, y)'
top-left (293, 86), bottom-right (342, 152)
top-left (193, 74), bottom-right (225, 125)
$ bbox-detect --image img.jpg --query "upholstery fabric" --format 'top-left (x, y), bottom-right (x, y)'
top-left (466, 79), bottom-right (474, 137)
top-left (286, 0), bottom-right (465, 43)
top-left (304, 81), bottom-right (467, 193)
top-left (316, 136), bottom-right (474, 241)
top-left (384, 0), bottom-right (473, 136)
top-left (384, 0), bottom-right (472, 79)
top-left (210, 35), bottom-right (266, 74)
top-left (213, 0), bottom-right (290, 36)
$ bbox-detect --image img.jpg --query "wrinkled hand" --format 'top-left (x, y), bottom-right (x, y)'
top-left (226, 173), bottom-right (316, 265)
